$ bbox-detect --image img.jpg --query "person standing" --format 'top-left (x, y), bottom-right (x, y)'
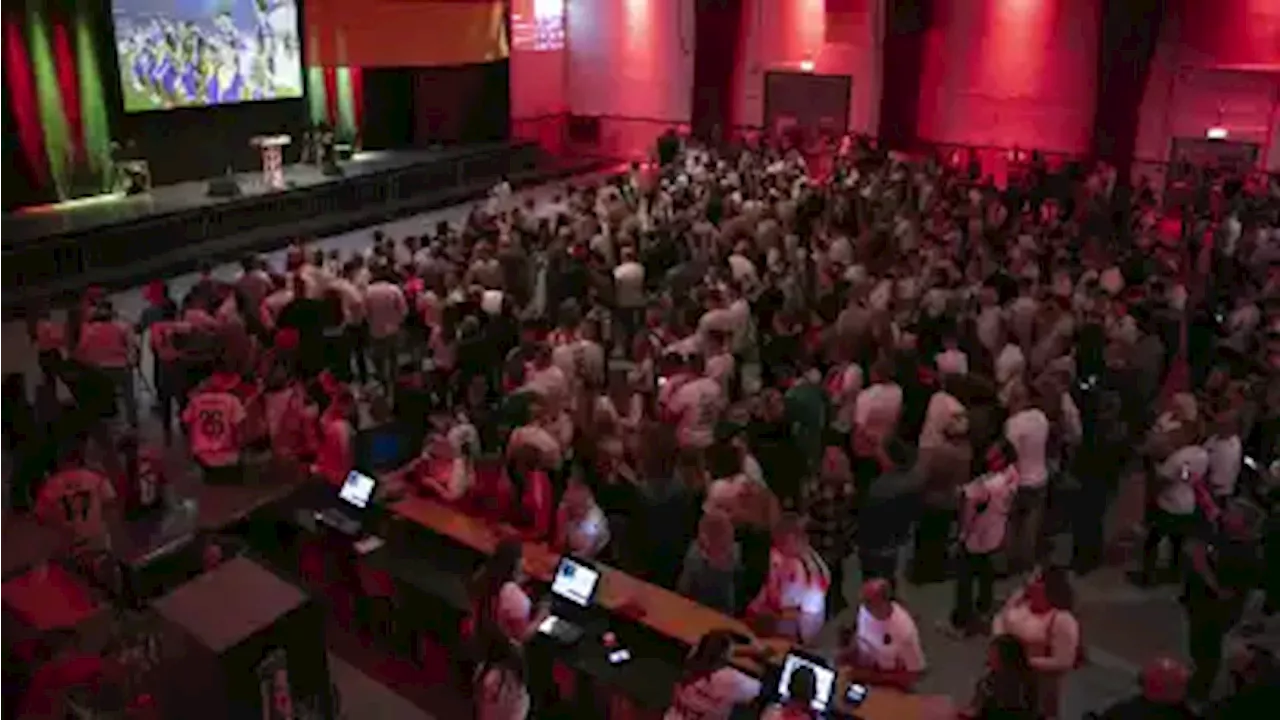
top-left (75, 301), bottom-right (140, 428)
top-left (1003, 384), bottom-right (1051, 572)
top-left (1141, 439), bottom-right (1210, 585)
top-left (801, 445), bottom-right (858, 615)
top-left (364, 267), bottom-right (408, 391)
top-left (992, 567), bottom-right (1082, 719)
top-left (1182, 505), bottom-right (1261, 701)
top-left (951, 441), bottom-right (1020, 635)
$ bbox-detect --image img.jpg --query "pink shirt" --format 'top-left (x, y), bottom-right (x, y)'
top-left (364, 282), bottom-right (407, 338)
top-left (76, 321), bottom-right (134, 368)
top-left (960, 467), bottom-right (1019, 554)
top-left (314, 415), bottom-right (354, 485)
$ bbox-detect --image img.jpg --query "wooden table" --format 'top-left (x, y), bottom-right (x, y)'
top-left (389, 495), bottom-right (952, 720)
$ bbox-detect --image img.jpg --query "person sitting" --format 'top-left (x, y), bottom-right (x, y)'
top-left (959, 635), bottom-right (1040, 719)
top-left (554, 480), bottom-right (610, 559)
top-left (747, 513), bottom-right (829, 643)
top-left (474, 635), bottom-right (530, 720)
top-left (1092, 657), bottom-right (1196, 720)
top-left (838, 579), bottom-right (926, 691)
top-left (677, 509), bottom-right (742, 615)
top-left (468, 539), bottom-right (549, 645)
top-left (663, 630), bottom-right (761, 720)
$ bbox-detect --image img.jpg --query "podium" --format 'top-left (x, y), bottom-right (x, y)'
top-left (251, 134), bottom-right (292, 191)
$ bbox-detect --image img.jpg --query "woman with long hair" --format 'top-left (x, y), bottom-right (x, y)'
top-left (468, 539), bottom-right (548, 645)
top-left (992, 566), bottom-right (1082, 719)
top-left (747, 513), bottom-right (830, 643)
top-left (473, 635), bottom-right (530, 720)
top-left (960, 634), bottom-right (1040, 719)
top-left (664, 630), bottom-right (761, 720)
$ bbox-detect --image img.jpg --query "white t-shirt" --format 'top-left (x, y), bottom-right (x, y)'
top-left (664, 667), bottom-right (762, 720)
top-left (853, 603), bottom-right (926, 673)
top-left (960, 468), bottom-right (1020, 554)
top-left (1203, 434), bottom-right (1242, 498)
top-left (918, 391), bottom-right (966, 450)
top-left (1156, 445), bottom-right (1211, 515)
top-left (995, 344), bottom-right (1026, 388)
top-left (853, 383), bottom-right (903, 440)
top-left (614, 262), bottom-right (646, 309)
top-left (935, 348), bottom-right (969, 377)
top-left (669, 377), bottom-right (724, 449)
top-left (476, 665), bottom-right (530, 720)
top-left (364, 282), bottom-right (408, 338)
top-left (1004, 409), bottom-right (1050, 488)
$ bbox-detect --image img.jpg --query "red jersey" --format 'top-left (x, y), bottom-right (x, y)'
top-left (182, 381), bottom-right (248, 467)
top-left (36, 468), bottom-right (116, 542)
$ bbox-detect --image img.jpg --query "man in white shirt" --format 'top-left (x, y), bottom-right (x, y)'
top-left (951, 442), bottom-right (1019, 633)
top-left (839, 579), bottom-right (926, 690)
top-left (1141, 442), bottom-right (1210, 584)
top-left (364, 270), bottom-right (408, 390)
top-left (613, 246), bottom-right (646, 352)
top-left (667, 354), bottom-right (725, 451)
top-left (1003, 385), bottom-right (1051, 572)
top-left (853, 360), bottom-right (903, 444)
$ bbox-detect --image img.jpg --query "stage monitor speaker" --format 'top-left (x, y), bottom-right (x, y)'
top-left (150, 558), bottom-right (333, 720)
top-left (206, 174), bottom-right (242, 198)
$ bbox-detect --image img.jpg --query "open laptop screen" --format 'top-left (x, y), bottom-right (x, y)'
top-left (778, 651), bottom-right (837, 712)
top-left (338, 470), bottom-right (378, 510)
top-left (550, 557), bottom-right (600, 607)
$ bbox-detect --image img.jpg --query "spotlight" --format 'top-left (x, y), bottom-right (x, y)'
top-left (1206, 126), bottom-right (1228, 140)
top-left (799, 59), bottom-right (815, 72)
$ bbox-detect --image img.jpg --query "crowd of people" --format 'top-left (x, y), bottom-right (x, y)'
top-left (6, 129), bottom-right (1280, 720)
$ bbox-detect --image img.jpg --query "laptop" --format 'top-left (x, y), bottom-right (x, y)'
top-left (776, 651), bottom-right (838, 713)
top-left (315, 470), bottom-right (379, 536)
top-left (536, 556), bottom-right (601, 645)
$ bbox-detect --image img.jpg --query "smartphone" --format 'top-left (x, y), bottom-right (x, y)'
top-left (538, 616), bottom-right (559, 635)
top-left (1243, 456), bottom-right (1259, 471)
top-left (608, 648), bottom-right (631, 665)
top-left (845, 682), bottom-right (869, 706)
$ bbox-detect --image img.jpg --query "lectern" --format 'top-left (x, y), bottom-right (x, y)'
top-left (251, 134), bottom-right (292, 191)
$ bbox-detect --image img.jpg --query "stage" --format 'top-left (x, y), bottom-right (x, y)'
top-left (2, 142), bottom-right (600, 309)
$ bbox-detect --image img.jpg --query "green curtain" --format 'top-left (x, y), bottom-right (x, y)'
top-left (335, 67), bottom-right (356, 142)
top-left (27, 0), bottom-right (72, 200)
top-left (73, 1), bottom-right (112, 192)
top-left (306, 24), bottom-right (328, 125)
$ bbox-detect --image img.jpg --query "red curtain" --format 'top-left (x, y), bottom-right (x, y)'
top-left (4, 13), bottom-right (46, 189)
top-left (692, 0), bottom-right (743, 142)
top-left (52, 16), bottom-right (81, 163)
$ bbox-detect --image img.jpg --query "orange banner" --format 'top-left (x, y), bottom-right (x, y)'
top-left (305, 0), bottom-right (509, 68)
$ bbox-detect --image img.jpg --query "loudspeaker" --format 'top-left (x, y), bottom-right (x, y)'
top-left (151, 558), bottom-right (333, 719)
top-left (206, 174), bottom-right (242, 198)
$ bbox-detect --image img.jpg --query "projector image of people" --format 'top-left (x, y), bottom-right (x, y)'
top-left (114, 0), bottom-right (303, 112)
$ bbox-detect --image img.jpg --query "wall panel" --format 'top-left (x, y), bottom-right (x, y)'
top-left (915, 0), bottom-right (1101, 153)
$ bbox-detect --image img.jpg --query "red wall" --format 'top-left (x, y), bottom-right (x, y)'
top-left (736, 0), bottom-right (883, 134)
top-left (1176, 0), bottom-right (1280, 70)
top-left (915, 0), bottom-right (1101, 153)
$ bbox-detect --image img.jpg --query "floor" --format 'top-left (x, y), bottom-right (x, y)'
top-left (1, 172), bottom-right (1258, 718)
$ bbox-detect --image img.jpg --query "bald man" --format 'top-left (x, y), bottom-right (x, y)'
top-left (1094, 657), bottom-right (1195, 720)
top-left (837, 579), bottom-right (926, 691)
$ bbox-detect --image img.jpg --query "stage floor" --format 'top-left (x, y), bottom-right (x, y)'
top-left (2, 145), bottom-right (513, 245)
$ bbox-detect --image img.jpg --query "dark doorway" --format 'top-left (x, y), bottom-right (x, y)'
top-left (763, 71), bottom-right (852, 137)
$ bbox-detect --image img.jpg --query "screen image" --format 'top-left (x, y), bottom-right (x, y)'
top-left (339, 471), bottom-right (377, 509)
top-left (778, 653), bottom-right (836, 712)
top-left (112, 0), bottom-right (303, 112)
top-left (551, 558), bottom-right (599, 607)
